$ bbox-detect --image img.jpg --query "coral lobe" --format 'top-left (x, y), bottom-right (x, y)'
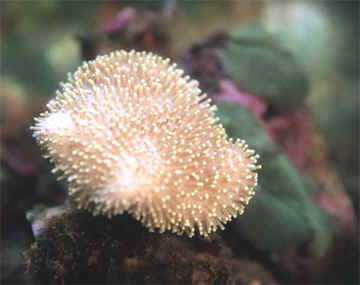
top-left (32, 50), bottom-right (259, 237)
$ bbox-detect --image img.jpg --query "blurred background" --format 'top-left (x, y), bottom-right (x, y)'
top-left (1, 1), bottom-right (358, 284)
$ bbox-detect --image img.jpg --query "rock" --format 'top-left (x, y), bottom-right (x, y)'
top-left (25, 208), bottom-right (277, 284)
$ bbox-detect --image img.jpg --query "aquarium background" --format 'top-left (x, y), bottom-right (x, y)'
top-left (1, 1), bottom-right (358, 284)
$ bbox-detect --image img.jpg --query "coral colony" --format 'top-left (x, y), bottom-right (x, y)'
top-left (31, 50), bottom-right (260, 237)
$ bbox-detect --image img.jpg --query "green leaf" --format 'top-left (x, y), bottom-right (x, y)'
top-left (221, 23), bottom-right (309, 112)
top-left (215, 102), bottom-right (274, 154)
top-left (236, 152), bottom-right (332, 257)
top-left (216, 102), bottom-right (333, 257)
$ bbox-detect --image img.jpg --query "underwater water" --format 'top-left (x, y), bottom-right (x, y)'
top-left (1, 1), bottom-right (358, 284)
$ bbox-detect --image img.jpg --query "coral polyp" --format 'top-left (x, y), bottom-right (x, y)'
top-left (31, 50), bottom-right (260, 237)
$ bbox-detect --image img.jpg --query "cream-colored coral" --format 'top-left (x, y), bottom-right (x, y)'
top-left (31, 50), bottom-right (260, 237)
